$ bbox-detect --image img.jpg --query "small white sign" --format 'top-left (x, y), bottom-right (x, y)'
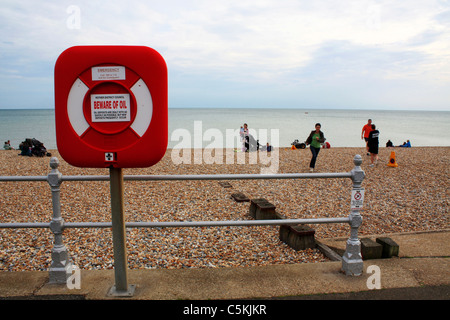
top-left (351, 188), bottom-right (365, 210)
top-left (92, 66), bottom-right (126, 81)
top-left (91, 94), bottom-right (130, 122)
top-left (105, 152), bottom-right (114, 162)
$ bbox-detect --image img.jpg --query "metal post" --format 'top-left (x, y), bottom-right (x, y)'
top-left (107, 167), bottom-right (135, 297)
top-left (342, 154), bottom-right (365, 276)
top-left (47, 157), bottom-right (73, 284)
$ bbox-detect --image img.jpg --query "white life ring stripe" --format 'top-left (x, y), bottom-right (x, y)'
top-left (67, 78), bottom-right (90, 136)
top-left (130, 78), bottom-right (153, 137)
top-left (67, 77), bottom-right (153, 138)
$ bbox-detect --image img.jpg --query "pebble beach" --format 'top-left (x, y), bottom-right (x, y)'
top-left (0, 146), bottom-right (448, 272)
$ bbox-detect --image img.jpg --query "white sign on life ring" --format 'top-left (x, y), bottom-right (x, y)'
top-left (67, 77), bottom-right (153, 138)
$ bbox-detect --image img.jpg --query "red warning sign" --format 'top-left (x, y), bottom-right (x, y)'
top-left (91, 94), bottom-right (131, 122)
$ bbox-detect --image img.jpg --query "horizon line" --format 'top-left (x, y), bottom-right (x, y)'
top-left (1, 106), bottom-right (449, 112)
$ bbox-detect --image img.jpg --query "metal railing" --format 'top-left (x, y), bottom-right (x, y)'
top-left (0, 154), bottom-right (365, 291)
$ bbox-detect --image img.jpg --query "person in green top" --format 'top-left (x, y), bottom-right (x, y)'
top-left (305, 123), bottom-right (326, 172)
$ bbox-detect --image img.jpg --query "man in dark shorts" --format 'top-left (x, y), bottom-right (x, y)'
top-left (361, 119), bottom-right (373, 155)
top-left (368, 124), bottom-right (379, 167)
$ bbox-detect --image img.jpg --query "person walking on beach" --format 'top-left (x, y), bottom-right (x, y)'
top-left (361, 119), bottom-right (373, 155)
top-left (368, 124), bottom-right (379, 167)
top-left (240, 123), bottom-right (249, 152)
top-left (306, 123), bottom-right (325, 172)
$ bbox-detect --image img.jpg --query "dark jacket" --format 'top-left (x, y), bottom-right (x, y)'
top-left (368, 130), bottom-right (379, 146)
top-left (306, 130), bottom-right (326, 145)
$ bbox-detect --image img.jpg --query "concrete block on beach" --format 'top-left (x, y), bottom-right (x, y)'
top-left (218, 181), bottom-right (232, 188)
top-left (254, 201), bottom-right (277, 220)
top-left (361, 238), bottom-right (383, 260)
top-left (279, 225), bottom-right (316, 250)
top-left (231, 192), bottom-right (250, 203)
top-left (249, 198), bottom-right (269, 218)
top-left (376, 237), bottom-right (399, 258)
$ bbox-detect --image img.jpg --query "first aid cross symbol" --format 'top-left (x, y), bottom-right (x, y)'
top-left (105, 153), bottom-right (114, 161)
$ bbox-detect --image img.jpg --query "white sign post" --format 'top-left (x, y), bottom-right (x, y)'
top-left (351, 188), bottom-right (364, 210)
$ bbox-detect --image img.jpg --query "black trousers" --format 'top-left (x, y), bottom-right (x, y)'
top-left (309, 146), bottom-right (320, 168)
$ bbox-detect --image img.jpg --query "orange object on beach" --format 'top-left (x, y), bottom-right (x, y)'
top-left (387, 151), bottom-right (398, 167)
top-left (291, 145), bottom-right (296, 150)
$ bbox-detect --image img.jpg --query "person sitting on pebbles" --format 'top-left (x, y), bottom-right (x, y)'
top-left (3, 140), bottom-right (14, 150)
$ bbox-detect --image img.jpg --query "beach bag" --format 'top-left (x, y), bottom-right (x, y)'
top-left (291, 139), bottom-right (306, 149)
top-left (30, 138), bottom-right (46, 157)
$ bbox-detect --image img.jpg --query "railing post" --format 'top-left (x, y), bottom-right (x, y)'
top-left (342, 154), bottom-right (365, 276)
top-left (47, 157), bottom-right (72, 284)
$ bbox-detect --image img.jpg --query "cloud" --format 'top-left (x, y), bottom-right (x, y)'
top-left (0, 0), bottom-right (449, 110)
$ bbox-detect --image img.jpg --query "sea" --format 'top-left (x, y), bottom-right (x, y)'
top-left (1, 108), bottom-right (449, 150)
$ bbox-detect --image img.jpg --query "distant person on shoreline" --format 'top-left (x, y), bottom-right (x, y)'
top-left (368, 124), bottom-right (379, 167)
top-left (240, 123), bottom-right (249, 152)
top-left (398, 140), bottom-right (411, 148)
top-left (3, 140), bottom-right (14, 150)
top-left (305, 123), bottom-right (325, 172)
top-left (261, 142), bottom-right (272, 152)
top-left (386, 140), bottom-right (394, 147)
top-left (361, 119), bottom-right (373, 155)
top-left (239, 123), bottom-right (259, 152)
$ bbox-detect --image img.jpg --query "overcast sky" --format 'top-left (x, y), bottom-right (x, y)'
top-left (1, 0), bottom-right (449, 111)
